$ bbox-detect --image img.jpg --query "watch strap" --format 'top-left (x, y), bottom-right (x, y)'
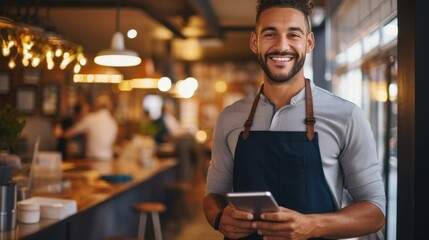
top-left (213, 209), bottom-right (224, 230)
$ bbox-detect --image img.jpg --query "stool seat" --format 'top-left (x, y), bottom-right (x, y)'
top-left (133, 202), bottom-right (166, 240)
top-left (133, 202), bottom-right (166, 213)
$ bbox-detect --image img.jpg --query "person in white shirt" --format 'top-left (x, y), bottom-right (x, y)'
top-left (162, 104), bottom-right (187, 137)
top-left (64, 94), bottom-right (118, 161)
top-left (154, 102), bottom-right (197, 182)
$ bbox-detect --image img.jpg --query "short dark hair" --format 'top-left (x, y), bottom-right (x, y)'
top-left (255, 0), bottom-right (313, 32)
top-left (74, 103), bottom-right (83, 115)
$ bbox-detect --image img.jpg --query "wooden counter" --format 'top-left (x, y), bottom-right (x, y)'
top-left (0, 158), bottom-right (178, 240)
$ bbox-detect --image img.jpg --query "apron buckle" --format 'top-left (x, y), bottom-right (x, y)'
top-left (305, 117), bottom-right (316, 125)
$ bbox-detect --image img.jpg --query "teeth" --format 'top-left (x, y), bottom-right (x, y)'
top-left (271, 57), bottom-right (291, 62)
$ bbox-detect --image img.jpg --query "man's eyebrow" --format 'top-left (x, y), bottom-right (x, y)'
top-left (288, 26), bottom-right (305, 34)
top-left (260, 26), bottom-right (305, 34)
top-left (260, 26), bottom-right (277, 33)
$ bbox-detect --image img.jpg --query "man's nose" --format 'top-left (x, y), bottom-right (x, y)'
top-left (275, 35), bottom-right (291, 51)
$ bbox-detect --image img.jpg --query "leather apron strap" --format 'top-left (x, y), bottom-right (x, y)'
top-left (304, 78), bottom-right (315, 141)
top-left (242, 79), bottom-right (316, 141)
top-left (242, 85), bottom-right (263, 140)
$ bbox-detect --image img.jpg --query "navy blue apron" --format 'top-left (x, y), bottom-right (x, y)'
top-left (231, 79), bottom-right (335, 240)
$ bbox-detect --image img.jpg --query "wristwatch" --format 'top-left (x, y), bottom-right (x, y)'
top-left (213, 209), bottom-right (224, 230)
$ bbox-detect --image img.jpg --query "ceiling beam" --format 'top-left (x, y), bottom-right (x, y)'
top-left (2, 0), bottom-right (186, 39)
top-left (126, 2), bottom-right (186, 39)
top-left (187, 0), bottom-right (223, 39)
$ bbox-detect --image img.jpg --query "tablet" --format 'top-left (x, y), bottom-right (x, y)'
top-left (227, 191), bottom-right (279, 219)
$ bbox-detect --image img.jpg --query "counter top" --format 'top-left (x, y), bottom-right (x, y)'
top-left (0, 158), bottom-right (177, 239)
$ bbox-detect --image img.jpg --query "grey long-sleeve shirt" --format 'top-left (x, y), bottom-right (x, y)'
top-left (206, 81), bottom-right (386, 216)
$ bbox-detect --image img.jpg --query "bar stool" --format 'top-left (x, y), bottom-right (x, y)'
top-left (133, 202), bottom-right (166, 240)
top-left (165, 182), bottom-right (191, 221)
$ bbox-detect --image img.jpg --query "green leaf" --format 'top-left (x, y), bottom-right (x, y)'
top-left (0, 104), bottom-right (27, 150)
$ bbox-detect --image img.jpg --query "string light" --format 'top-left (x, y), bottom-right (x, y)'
top-left (0, 16), bottom-right (87, 72)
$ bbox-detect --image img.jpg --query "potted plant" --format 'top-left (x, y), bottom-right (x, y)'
top-left (0, 104), bottom-right (26, 153)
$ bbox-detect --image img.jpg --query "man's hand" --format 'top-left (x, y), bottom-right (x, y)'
top-left (251, 201), bottom-right (385, 240)
top-left (251, 207), bottom-right (316, 240)
top-left (219, 204), bottom-right (257, 239)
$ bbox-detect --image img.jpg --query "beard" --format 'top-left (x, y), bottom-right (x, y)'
top-left (258, 50), bottom-right (306, 84)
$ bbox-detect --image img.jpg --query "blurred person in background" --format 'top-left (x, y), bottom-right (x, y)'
top-left (54, 98), bottom-right (90, 160)
top-left (139, 108), bottom-right (158, 137)
top-left (63, 94), bottom-right (118, 161)
top-left (153, 102), bottom-right (198, 183)
top-left (153, 103), bottom-right (188, 144)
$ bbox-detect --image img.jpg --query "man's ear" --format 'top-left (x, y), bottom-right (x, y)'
top-left (306, 32), bottom-right (315, 53)
top-left (249, 31), bottom-right (258, 54)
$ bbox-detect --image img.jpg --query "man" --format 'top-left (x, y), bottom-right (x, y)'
top-left (64, 94), bottom-right (118, 161)
top-left (54, 98), bottom-right (90, 159)
top-left (153, 103), bottom-right (188, 144)
top-left (203, 0), bottom-right (386, 239)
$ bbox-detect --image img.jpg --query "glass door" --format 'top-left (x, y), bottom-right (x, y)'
top-left (361, 49), bottom-right (398, 240)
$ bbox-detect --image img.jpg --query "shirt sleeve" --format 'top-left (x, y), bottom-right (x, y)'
top-left (205, 111), bottom-right (234, 195)
top-left (70, 115), bottom-right (91, 135)
top-left (339, 106), bottom-right (386, 216)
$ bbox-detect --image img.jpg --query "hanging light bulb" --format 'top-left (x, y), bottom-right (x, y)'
top-left (94, 0), bottom-right (141, 67)
top-left (73, 63), bottom-right (81, 73)
top-left (55, 48), bottom-right (63, 57)
top-left (0, 10), bottom-right (87, 71)
top-left (8, 60), bottom-right (16, 69)
top-left (31, 56), bottom-right (41, 67)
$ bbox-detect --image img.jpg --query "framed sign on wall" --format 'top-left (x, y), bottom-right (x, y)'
top-left (42, 84), bottom-right (60, 116)
top-left (16, 87), bottom-right (36, 114)
top-left (22, 69), bottom-right (41, 84)
top-left (0, 72), bottom-right (11, 94)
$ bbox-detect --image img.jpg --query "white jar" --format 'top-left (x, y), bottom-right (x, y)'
top-left (17, 202), bottom-right (40, 224)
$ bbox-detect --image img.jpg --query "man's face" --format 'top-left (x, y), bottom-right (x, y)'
top-left (250, 7), bottom-right (314, 84)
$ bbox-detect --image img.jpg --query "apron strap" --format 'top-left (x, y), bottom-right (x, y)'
top-left (242, 85), bottom-right (263, 140)
top-left (242, 79), bottom-right (315, 141)
top-left (304, 78), bottom-right (315, 141)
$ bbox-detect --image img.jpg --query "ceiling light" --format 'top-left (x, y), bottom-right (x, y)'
top-left (118, 80), bottom-right (133, 91)
top-left (158, 77), bottom-right (172, 92)
top-left (172, 38), bottom-right (202, 61)
top-left (127, 58), bottom-right (162, 89)
top-left (73, 62), bottom-right (123, 83)
top-left (170, 77), bottom-right (199, 98)
top-left (131, 78), bottom-right (158, 89)
top-left (127, 29), bottom-right (137, 39)
top-left (94, 1), bottom-right (141, 67)
top-left (94, 32), bottom-right (141, 67)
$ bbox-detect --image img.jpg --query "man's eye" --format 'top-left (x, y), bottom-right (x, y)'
top-left (288, 33), bottom-right (300, 38)
top-left (263, 33), bottom-right (275, 38)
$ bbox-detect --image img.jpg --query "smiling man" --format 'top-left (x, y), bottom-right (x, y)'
top-left (203, 0), bottom-right (386, 239)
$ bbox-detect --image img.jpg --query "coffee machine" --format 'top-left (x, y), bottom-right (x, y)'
top-left (0, 163), bottom-right (17, 232)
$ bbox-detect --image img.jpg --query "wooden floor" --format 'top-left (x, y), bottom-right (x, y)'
top-left (163, 177), bottom-right (223, 240)
top-left (102, 166), bottom-right (223, 240)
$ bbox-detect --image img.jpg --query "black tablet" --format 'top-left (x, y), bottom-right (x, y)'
top-left (227, 191), bottom-right (279, 219)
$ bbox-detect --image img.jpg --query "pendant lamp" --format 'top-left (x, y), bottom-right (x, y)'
top-left (129, 58), bottom-right (161, 89)
top-left (94, 0), bottom-right (141, 67)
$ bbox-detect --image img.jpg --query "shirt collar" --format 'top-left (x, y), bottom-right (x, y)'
top-left (259, 79), bottom-right (315, 105)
